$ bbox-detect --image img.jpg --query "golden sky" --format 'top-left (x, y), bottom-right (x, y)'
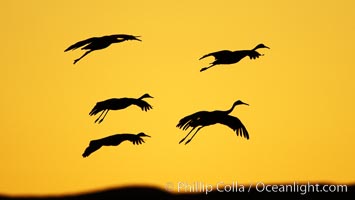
top-left (1, 0), bottom-right (354, 195)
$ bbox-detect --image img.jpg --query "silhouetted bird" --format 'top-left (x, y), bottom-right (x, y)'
top-left (199, 43), bottom-right (270, 72)
top-left (177, 100), bottom-right (249, 144)
top-left (64, 34), bottom-right (141, 64)
top-left (82, 132), bottom-right (151, 157)
top-left (89, 93), bottom-right (153, 123)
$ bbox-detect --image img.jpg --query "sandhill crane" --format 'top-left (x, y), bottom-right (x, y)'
top-left (177, 100), bottom-right (249, 145)
top-left (89, 93), bottom-right (153, 124)
top-left (199, 43), bottom-right (270, 72)
top-left (64, 34), bottom-right (141, 64)
top-left (82, 132), bottom-right (151, 157)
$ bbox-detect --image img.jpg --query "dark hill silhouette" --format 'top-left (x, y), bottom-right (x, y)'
top-left (0, 183), bottom-right (353, 200)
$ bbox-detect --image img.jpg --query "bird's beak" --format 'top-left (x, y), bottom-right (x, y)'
top-left (265, 46), bottom-right (270, 49)
top-left (145, 134), bottom-right (151, 137)
top-left (243, 103), bottom-right (249, 106)
top-left (135, 36), bottom-right (142, 41)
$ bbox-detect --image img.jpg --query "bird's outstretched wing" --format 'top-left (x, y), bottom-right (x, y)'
top-left (82, 140), bottom-right (102, 157)
top-left (248, 50), bottom-right (263, 60)
top-left (133, 100), bottom-right (153, 111)
top-left (218, 115), bottom-right (249, 139)
top-left (64, 37), bottom-right (98, 52)
top-left (199, 50), bottom-right (233, 60)
top-left (129, 137), bottom-right (145, 145)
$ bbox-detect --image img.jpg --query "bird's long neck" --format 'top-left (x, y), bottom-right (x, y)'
top-left (224, 103), bottom-right (237, 114)
top-left (138, 94), bottom-right (148, 100)
top-left (252, 44), bottom-right (269, 51)
top-left (251, 46), bottom-right (259, 51)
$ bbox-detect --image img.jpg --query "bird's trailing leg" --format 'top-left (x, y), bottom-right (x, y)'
top-left (179, 127), bottom-right (197, 144)
top-left (94, 110), bottom-right (109, 123)
top-left (98, 110), bottom-right (109, 123)
top-left (184, 127), bottom-right (203, 145)
top-left (73, 50), bottom-right (93, 64)
top-left (94, 110), bottom-right (105, 123)
top-left (200, 64), bottom-right (216, 72)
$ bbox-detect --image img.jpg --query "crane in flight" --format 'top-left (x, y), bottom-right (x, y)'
top-left (64, 34), bottom-right (141, 64)
top-left (199, 43), bottom-right (270, 72)
top-left (82, 132), bottom-right (151, 157)
top-left (177, 100), bottom-right (250, 144)
top-left (89, 93), bottom-right (153, 124)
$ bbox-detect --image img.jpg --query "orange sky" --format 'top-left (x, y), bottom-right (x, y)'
top-left (1, 0), bottom-right (354, 196)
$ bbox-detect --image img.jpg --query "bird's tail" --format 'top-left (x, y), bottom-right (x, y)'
top-left (177, 112), bottom-right (201, 130)
top-left (199, 53), bottom-right (212, 60)
top-left (82, 140), bottom-right (102, 158)
top-left (89, 102), bottom-right (106, 116)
